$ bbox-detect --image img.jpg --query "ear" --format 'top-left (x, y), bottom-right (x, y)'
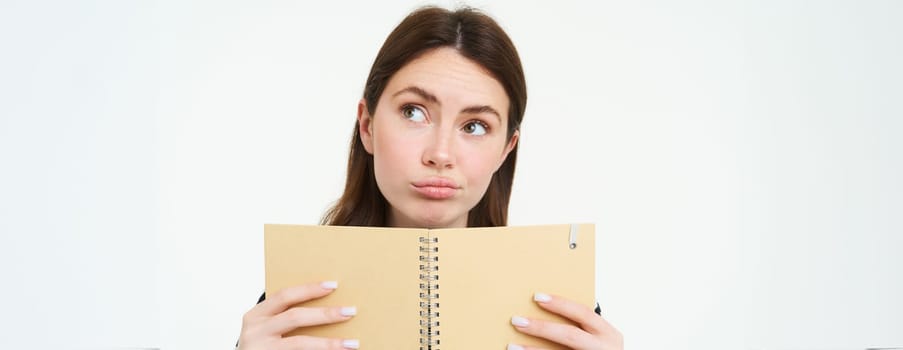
top-left (497, 129), bottom-right (519, 169)
top-left (357, 98), bottom-right (375, 154)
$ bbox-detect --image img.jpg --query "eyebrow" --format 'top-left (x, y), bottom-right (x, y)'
top-left (392, 85), bottom-right (502, 123)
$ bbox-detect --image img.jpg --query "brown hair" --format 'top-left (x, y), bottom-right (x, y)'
top-left (321, 6), bottom-right (526, 227)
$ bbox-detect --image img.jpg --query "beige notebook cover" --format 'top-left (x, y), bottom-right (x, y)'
top-left (265, 223), bottom-right (595, 349)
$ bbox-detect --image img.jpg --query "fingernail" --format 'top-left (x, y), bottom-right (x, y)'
top-left (507, 344), bottom-right (525, 350)
top-left (533, 292), bottom-right (551, 303)
top-left (342, 339), bottom-right (359, 349)
top-left (511, 315), bottom-right (530, 327)
top-left (321, 281), bottom-right (339, 289)
top-left (340, 306), bottom-right (357, 316)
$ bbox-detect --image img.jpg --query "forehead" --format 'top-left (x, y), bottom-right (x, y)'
top-left (381, 48), bottom-right (509, 115)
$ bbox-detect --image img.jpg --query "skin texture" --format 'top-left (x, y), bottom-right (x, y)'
top-left (509, 293), bottom-right (624, 350)
top-left (237, 48), bottom-right (623, 350)
top-left (358, 47), bottom-right (518, 229)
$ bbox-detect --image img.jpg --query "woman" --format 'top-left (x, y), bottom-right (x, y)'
top-left (237, 6), bottom-right (622, 350)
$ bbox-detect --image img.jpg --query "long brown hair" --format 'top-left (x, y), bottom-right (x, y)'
top-left (321, 6), bottom-right (526, 227)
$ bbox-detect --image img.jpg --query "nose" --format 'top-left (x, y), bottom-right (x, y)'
top-left (422, 130), bottom-right (456, 169)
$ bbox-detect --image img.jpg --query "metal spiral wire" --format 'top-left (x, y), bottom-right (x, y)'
top-left (418, 236), bottom-right (440, 349)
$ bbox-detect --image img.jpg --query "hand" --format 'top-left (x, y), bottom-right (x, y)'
top-left (237, 281), bottom-right (360, 350)
top-left (509, 293), bottom-right (623, 350)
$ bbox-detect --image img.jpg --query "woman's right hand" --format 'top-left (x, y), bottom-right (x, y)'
top-left (237, 281), bottom-right (359, 350)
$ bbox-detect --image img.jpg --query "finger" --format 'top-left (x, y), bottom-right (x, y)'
top-left (511, 315), bottom-right (596, 349)
top-left (533, 292), bottom-right (609, 335)
top-left (280, 335), bottom-right (360, 350)
top-left (506, 343), bottom-right (550, 350)
top-left (265, 305), bottom-right (357, 335)
top-left (247, 281), bottom-right (339, 318)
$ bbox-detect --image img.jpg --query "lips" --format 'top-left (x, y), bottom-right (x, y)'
top-left (411, 177), bottom-right (460, 199)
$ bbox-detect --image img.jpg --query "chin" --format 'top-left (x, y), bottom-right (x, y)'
top-left (406, 204), bottom-right (463, 228)
top-left (389, 198), bottom-right (466, 228)
top-left (412, 213), bottom-right (454, 229)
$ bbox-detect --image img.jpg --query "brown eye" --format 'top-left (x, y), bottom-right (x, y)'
top-left (463, 121), bottom-right (488, 135)
top-left (402, 105), bottom-right (426, 122)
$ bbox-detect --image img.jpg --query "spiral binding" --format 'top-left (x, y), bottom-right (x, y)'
top-left (418, 236), bottom-right (440, 349)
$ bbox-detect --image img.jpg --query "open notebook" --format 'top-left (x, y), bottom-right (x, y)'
top-left (265, 223), bottom-right (595, 349)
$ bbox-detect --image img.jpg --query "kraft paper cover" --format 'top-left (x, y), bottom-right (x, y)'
top-left (264, 223), bottom-right (595, 349)
top-left (265, 224), bottom-right (423, 349)
top-left (433, 224), bottom-right (595, 349)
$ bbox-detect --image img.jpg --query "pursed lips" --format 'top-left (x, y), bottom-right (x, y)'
top-left (411, 177), bottom-right (460, 199)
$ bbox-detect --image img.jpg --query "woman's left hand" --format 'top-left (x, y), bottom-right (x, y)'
top-left (509, 293), bottom-right (623, 350)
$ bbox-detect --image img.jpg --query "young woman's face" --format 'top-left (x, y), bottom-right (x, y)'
top-left (358, 47), bottom-right (518, 228)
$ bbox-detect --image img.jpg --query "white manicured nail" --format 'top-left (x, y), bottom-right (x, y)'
top-left (507, 344), bottom-right (525, 350)
top-left (321, 281), bottom-right (339, 289)
top-left (342, 339), bottom-right (360, 349)
top-left (340, 306), bottom-right (357, 316)
top-left (511, 316), bottom-right (530, 327)
top-left (534, 292), bottom-right (551, 303)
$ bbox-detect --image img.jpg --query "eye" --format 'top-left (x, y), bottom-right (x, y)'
top-left (401, 105), bottom-right (427, 122)
top-left (462, 121), bottom-right (488, 136)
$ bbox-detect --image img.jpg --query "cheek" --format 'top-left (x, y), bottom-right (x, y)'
top-left (459, 143), bottom-right (505, 184)
top-left (372, 127), bottom-right (420, 177)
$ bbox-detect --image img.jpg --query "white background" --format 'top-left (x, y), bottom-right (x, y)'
top-left (1, 0), bottom-right (901, 349)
